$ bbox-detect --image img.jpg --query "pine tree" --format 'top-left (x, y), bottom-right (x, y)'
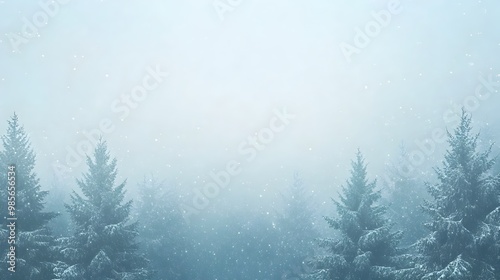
top-left (276, 173), bottom-right (318, 279)
top-left (55, 139), bottom-right (151, 279)
top-left (135, 176), bottom-right (189, 280)
top-left (304, 151), bottom-right (410, 280)
top-left (0, 113), bottom-right (57, 279)
top-left (417, 110), bottom-right (500, 279)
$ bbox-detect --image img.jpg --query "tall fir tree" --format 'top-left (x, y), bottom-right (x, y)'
top-left (417, 110), bottom-right (500, 279)
top-left (304, 151), bottom-right (411, 280)
top-left (276, 173), bottom-right (318, 279)
top-left (0, 113), bottom-right (57, 279)
top-left (55, 139), bottom-right (151, 279)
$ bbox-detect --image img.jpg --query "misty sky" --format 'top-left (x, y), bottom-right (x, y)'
top-left (1, 0), bottom-right (500, 217)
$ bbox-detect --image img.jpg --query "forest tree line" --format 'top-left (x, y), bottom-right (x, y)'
top-left (0, 110), bottom-right (500, 280)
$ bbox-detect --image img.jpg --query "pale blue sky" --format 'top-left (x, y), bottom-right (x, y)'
top-left (1, 0), bottom-right (500, 215)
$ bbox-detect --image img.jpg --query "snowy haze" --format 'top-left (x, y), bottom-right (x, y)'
top-left (1, 0), bottom-right (500, 218)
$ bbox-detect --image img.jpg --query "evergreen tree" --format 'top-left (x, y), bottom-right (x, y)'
top-left (276, 173), bottom-right (318, 279)
top-left (0, 113), bottom-right (57, 279)
top-left (304, 151), bottom-right (411, 280)
top-left (417, 110), bottom-right (500, 279)
top-left (135, 176), bottom-right (189, 280)
top-left (55, 139), bottom-right (151, 279)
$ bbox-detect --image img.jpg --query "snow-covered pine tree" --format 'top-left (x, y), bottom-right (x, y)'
top-left (417, 110), bottom-right (500, 279)
top-left (304, 151), bottom-right (411, 280)
top-left (276, 172), bottom-right (318, 279)
top-left (0, 113), bottom-right (58, 279)
top-left (135, 176), bottom-right (189, 280)
top-left (55, 139), bottom-right (151, 280)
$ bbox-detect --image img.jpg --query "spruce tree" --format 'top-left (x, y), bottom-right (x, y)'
top-left (417, 110), bottom-right (500, 279)
top-left (0, 113), bottom-right (57, 279)
top-left (55, 139), bottom-right (151, 279)
top-left (304, 151), bottom-right (408, 280)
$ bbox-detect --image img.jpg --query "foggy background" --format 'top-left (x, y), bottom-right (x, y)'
top-left (1, 0), bottom-right (500, 222)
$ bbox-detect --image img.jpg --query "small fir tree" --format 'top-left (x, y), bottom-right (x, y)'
top-left (55, 139), bottom-right (151, 279)
top-left (304, 151), bottom-right (411, 280)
